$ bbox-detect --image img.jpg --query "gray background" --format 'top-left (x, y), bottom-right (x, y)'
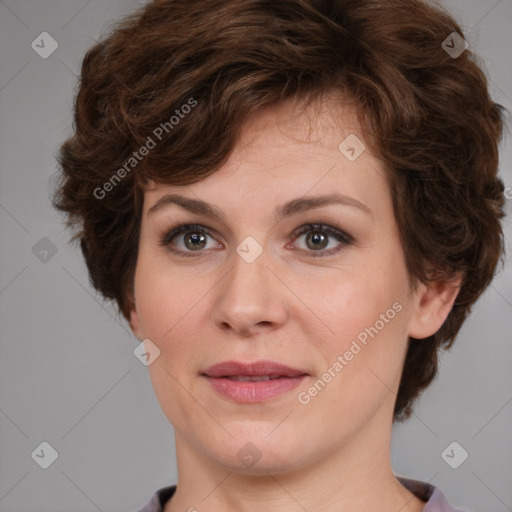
top-left (0, 0), bottom-right (511, 511)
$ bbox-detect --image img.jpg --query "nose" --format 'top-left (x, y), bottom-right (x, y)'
top-left (211, 245), bottom-right (290, 337)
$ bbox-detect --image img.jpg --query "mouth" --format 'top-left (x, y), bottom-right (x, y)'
top-left (201, 360), bottom-right (308, 403)
top-left (222, 374), bottom-right (287, 381)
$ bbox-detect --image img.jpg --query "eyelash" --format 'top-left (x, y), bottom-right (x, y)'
top-left (159, 221), bottom-right (354, 259)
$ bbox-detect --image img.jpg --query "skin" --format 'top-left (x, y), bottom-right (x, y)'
top-left (128, 95), bottom-right (460, 512)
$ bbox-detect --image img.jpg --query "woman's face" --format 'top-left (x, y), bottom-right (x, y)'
top-left (129, 97), bottom-right (447, 474)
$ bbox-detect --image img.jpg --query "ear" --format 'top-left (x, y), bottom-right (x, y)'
top-left (407, 274), bottom-right (462, 339)
top-left (127, 295), bottom-right (144, 341)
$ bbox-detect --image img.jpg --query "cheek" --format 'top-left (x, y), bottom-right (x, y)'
top-left (133, 247), bottom-right (200, 340)
top-left (297, 286), bottom-right (409, 437)
top-left (132, 250), bottom-right (216, 400)
top-left (294, 245), bottom-right (410, 395)
top-left (294, 255), bottom-right (407, 347)
top-left (133, 252), bottom-right (210, 425)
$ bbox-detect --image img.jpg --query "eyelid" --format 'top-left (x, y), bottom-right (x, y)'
top-left (158, 223), bottom-right (222, 259)
top-left (287, 222), bottom-right (353, 258)
top-left (160, 223), bottom-right (213, 246)
top-left (291, 222), bottom-right (353, 244)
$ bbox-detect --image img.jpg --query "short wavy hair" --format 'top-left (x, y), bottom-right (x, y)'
top-left (53, 0), bottom-right (506, 421)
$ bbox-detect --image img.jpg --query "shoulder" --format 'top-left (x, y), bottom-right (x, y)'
top-left (135, 485), bottom-right (177, 512)
top-left (137, 480), bottom-right (469, 512)
top-left (398, 477), bottom-right (469, 512)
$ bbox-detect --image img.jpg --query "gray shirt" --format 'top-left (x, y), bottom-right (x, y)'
top-left (135, 477), bottom-right (468, 511)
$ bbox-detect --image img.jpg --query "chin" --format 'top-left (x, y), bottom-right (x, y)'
top-left (200, 428), bottom-right (312, 475)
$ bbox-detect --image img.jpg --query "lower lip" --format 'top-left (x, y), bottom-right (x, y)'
top-left (204, 375), bottom-right (307, 403)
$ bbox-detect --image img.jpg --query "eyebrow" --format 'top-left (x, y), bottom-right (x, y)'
top-left (147, 192), bottom-right (373, 222)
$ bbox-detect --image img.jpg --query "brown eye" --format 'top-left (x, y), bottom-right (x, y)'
top-left (290, 222), bottom-right (353, 258)
top-left (161, 223), bottom-right (219, 256)
top-left (183, 231), bottom-right (207, 250)
top-left (304, 230), bottom-right (329, 251)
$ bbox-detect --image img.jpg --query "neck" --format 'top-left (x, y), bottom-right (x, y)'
top-left (164, 414), bottom-right (425, 512)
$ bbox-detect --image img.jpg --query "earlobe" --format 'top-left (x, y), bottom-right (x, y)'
top-left (128, 300), bottom-right (144, 341)
top-left (408, 275), bottom-right (462, 340)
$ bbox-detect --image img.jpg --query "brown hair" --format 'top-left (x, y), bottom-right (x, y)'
top-left (53, 0), bottom-right (506, 421)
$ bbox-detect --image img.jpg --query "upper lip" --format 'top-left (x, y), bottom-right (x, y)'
top-left (202, 360), bottom-right (308, 378)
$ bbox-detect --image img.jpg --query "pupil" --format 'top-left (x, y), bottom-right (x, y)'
top-left (186, 232), bottom-right (206, 250)
top-left (307, 231), bottom-right (327, 250)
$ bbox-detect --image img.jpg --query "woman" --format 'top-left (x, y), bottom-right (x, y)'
top-left (53, 0), bottom-right (506, 510)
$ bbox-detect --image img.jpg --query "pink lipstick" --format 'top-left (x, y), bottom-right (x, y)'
top-left (202, 360), bottom-right (308, 403)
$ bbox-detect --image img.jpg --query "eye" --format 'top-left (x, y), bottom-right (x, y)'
top-left (160, 221), bottom-right (353, 258)
top-left (289, 222), bottom-right (353, 258)
top-left (160, 223), bottom-right (221, 257)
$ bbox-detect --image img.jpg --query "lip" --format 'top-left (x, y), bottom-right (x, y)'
top-left (203, 360), bottom-right (307, 378)
top-left (202, 360), bottom-right (308, 403)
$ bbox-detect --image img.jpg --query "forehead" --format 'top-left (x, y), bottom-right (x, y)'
top-left (231, 93), bottom-right (367, 159)
top-left (142, 95), bottom-right (389, 217)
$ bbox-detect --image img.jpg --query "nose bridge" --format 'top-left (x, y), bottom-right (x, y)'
top-left (212, 239), bottom-right (288, 334)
